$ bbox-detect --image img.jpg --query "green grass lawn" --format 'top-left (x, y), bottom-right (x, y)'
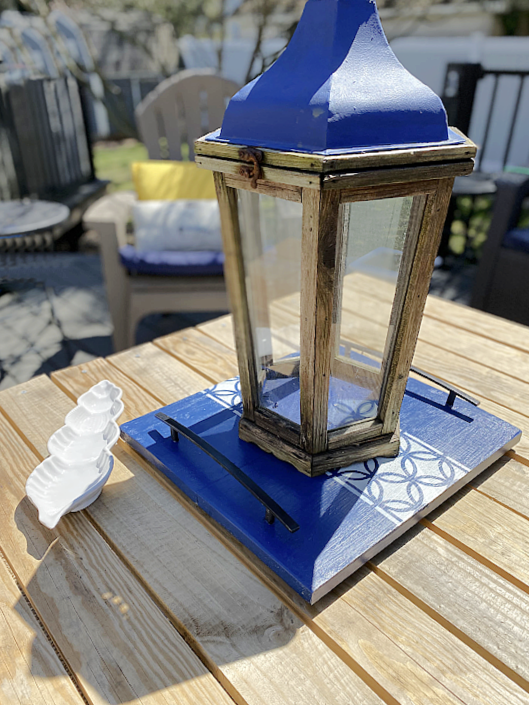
top-left (93, 140), bottom-right (148, 192)
top-left (93, 139), bottom-right (190, 192)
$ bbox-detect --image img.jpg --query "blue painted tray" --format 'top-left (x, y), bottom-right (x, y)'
top-left (121, 377), bottom-right (520, 603)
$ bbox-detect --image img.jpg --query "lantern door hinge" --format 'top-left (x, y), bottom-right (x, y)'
top-left (238, 148), bottom-right (263, 188)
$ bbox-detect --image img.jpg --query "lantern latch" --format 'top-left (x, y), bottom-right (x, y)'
top-left (155, 412), bottom-right (300, 533)
top-left (238, 148), bottom-right (263, 188)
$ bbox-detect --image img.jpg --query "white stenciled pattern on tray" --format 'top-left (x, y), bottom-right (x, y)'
top-left (206, 377), bottom-right (243, 416)
top-left (330, 433), bottom-right (468, 525)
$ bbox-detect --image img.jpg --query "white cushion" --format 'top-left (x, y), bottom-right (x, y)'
top-left (132, 200), bottom-right (222, 252)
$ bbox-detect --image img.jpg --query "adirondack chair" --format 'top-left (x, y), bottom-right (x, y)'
top-left (85, 70), bottom-right (239, 352)
top-left (136, 68), bottom-right (238, 162)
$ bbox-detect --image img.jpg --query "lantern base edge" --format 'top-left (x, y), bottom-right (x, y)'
top-left (239, 418), bottom-right (400, 477)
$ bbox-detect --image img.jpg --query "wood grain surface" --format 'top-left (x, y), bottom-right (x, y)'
top-left (299, 188), bottom-right (340, 454)
top-left (0, 554), bottom-right (86, 705)
top-left (3, 369), bottom-right (525, 705)
top-left (2, 272), bottom-right (529, 705)
top-left (0, 375), bottom-right (386, 705)
top-left (155, 327), bottom-right (239, 383)
top-left (313, 566), bottom-right (529, 705)
top-left (214, 172), bottom-right (260, 420)
top-left (194, 130), bottom-right (477, 174)
top-left (471, 456), bottom-right (529, 518)
top-left (0, 412), bottom-right (235, 705)
top-left (107, 342), bottom-right (208, 404)
top-left (427, 487), bottom-right (529, 590)
top-left (373, 527), bottom-right (529, 690)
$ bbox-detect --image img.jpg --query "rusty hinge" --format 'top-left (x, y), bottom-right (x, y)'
top-left (238, 148), bottom-right (263, 189)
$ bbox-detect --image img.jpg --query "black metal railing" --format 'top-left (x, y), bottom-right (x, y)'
top-left (477, 69), bottom-right (529, 173)
top-left (438, 63), bottom-right (529, 276)
top-left (442, 63), bottom-right (529, 174)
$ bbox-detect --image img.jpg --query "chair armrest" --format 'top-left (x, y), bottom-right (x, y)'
top-left (471, 172), bottom-right (529, 309)
top-left (83, 191), bottom-right (137, 249)
top-left (84, 192), bottom-right (138, 352)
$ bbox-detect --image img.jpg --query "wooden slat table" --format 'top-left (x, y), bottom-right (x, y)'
top-left (2, 287), bottom-right (529, 705)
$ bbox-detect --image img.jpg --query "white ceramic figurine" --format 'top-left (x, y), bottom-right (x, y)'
top-left (26, 380), bottom-right (123, 529)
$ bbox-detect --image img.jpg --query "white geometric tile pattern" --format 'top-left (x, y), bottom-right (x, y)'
top-left (206, 377), bottom-right (242, 415)
top-left (329, 433), bottom-right (468, 525)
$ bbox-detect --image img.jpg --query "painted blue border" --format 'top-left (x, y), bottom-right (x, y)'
top-left (205, 127), bottom-right (465, 157)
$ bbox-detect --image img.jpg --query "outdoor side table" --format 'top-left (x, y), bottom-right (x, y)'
top-left (0, 200), bottom-right (71, 383)
top-left (0, 200), bottom-right (71, 239)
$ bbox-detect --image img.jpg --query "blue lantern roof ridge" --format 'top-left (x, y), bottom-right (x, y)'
top-left (215, 0), bottom-right (456, 155)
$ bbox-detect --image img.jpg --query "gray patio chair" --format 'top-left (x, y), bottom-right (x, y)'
top-left (471, 172), bottom-right (529, 325)
top-left (136, 68), bottom-right (238, 161)
top-left (85, 70), bottom-right (238, 352)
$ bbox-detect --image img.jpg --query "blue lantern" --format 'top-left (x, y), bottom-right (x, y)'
top-left (196, 0), bottom-right (476, 476)
top-left (123, 0), bottom-right (522, 605)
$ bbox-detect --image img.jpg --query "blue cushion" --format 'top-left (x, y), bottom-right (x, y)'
top-left (503, 228), bottom-right (529, 255)
top-left (119, 245), bottom-right (224, 276)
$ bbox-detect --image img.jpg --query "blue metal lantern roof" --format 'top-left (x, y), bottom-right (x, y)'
top-left (215, 0), bottom-right (453, 154)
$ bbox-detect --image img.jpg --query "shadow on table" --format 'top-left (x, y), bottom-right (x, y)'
top-left (14, 445), bottom-right (511, 703)
top-left (15, 487), bottom-right (274, 703)
top-left (11, 459), bottom-right (307, 703)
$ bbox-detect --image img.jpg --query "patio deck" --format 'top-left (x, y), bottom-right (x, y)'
top-left (0, 251), bottom-right (227, 390)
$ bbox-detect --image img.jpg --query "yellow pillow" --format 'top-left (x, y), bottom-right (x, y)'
top-left (131, 161), bottom-right (217, 201)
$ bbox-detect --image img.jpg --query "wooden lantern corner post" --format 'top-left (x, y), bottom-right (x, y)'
top-left (195, 0), bottom-right (477, 477)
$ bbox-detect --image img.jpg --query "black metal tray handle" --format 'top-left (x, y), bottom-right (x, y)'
top-left (155, 412), bottom-right (300, 533)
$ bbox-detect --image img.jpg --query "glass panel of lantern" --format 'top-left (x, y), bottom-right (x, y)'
top-left (194, 0), bottom-right (477, 475)
top-left (237, 191), bottom-right (303, 426)
top-left (329, 194), bottom-right (426, 430)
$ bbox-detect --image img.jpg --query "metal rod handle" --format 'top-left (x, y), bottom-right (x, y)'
top-left (155, 412), bottom-right (300, 533)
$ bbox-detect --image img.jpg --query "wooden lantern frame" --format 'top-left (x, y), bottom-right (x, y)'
top-left (195, 129), bottom-right (477, 476)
